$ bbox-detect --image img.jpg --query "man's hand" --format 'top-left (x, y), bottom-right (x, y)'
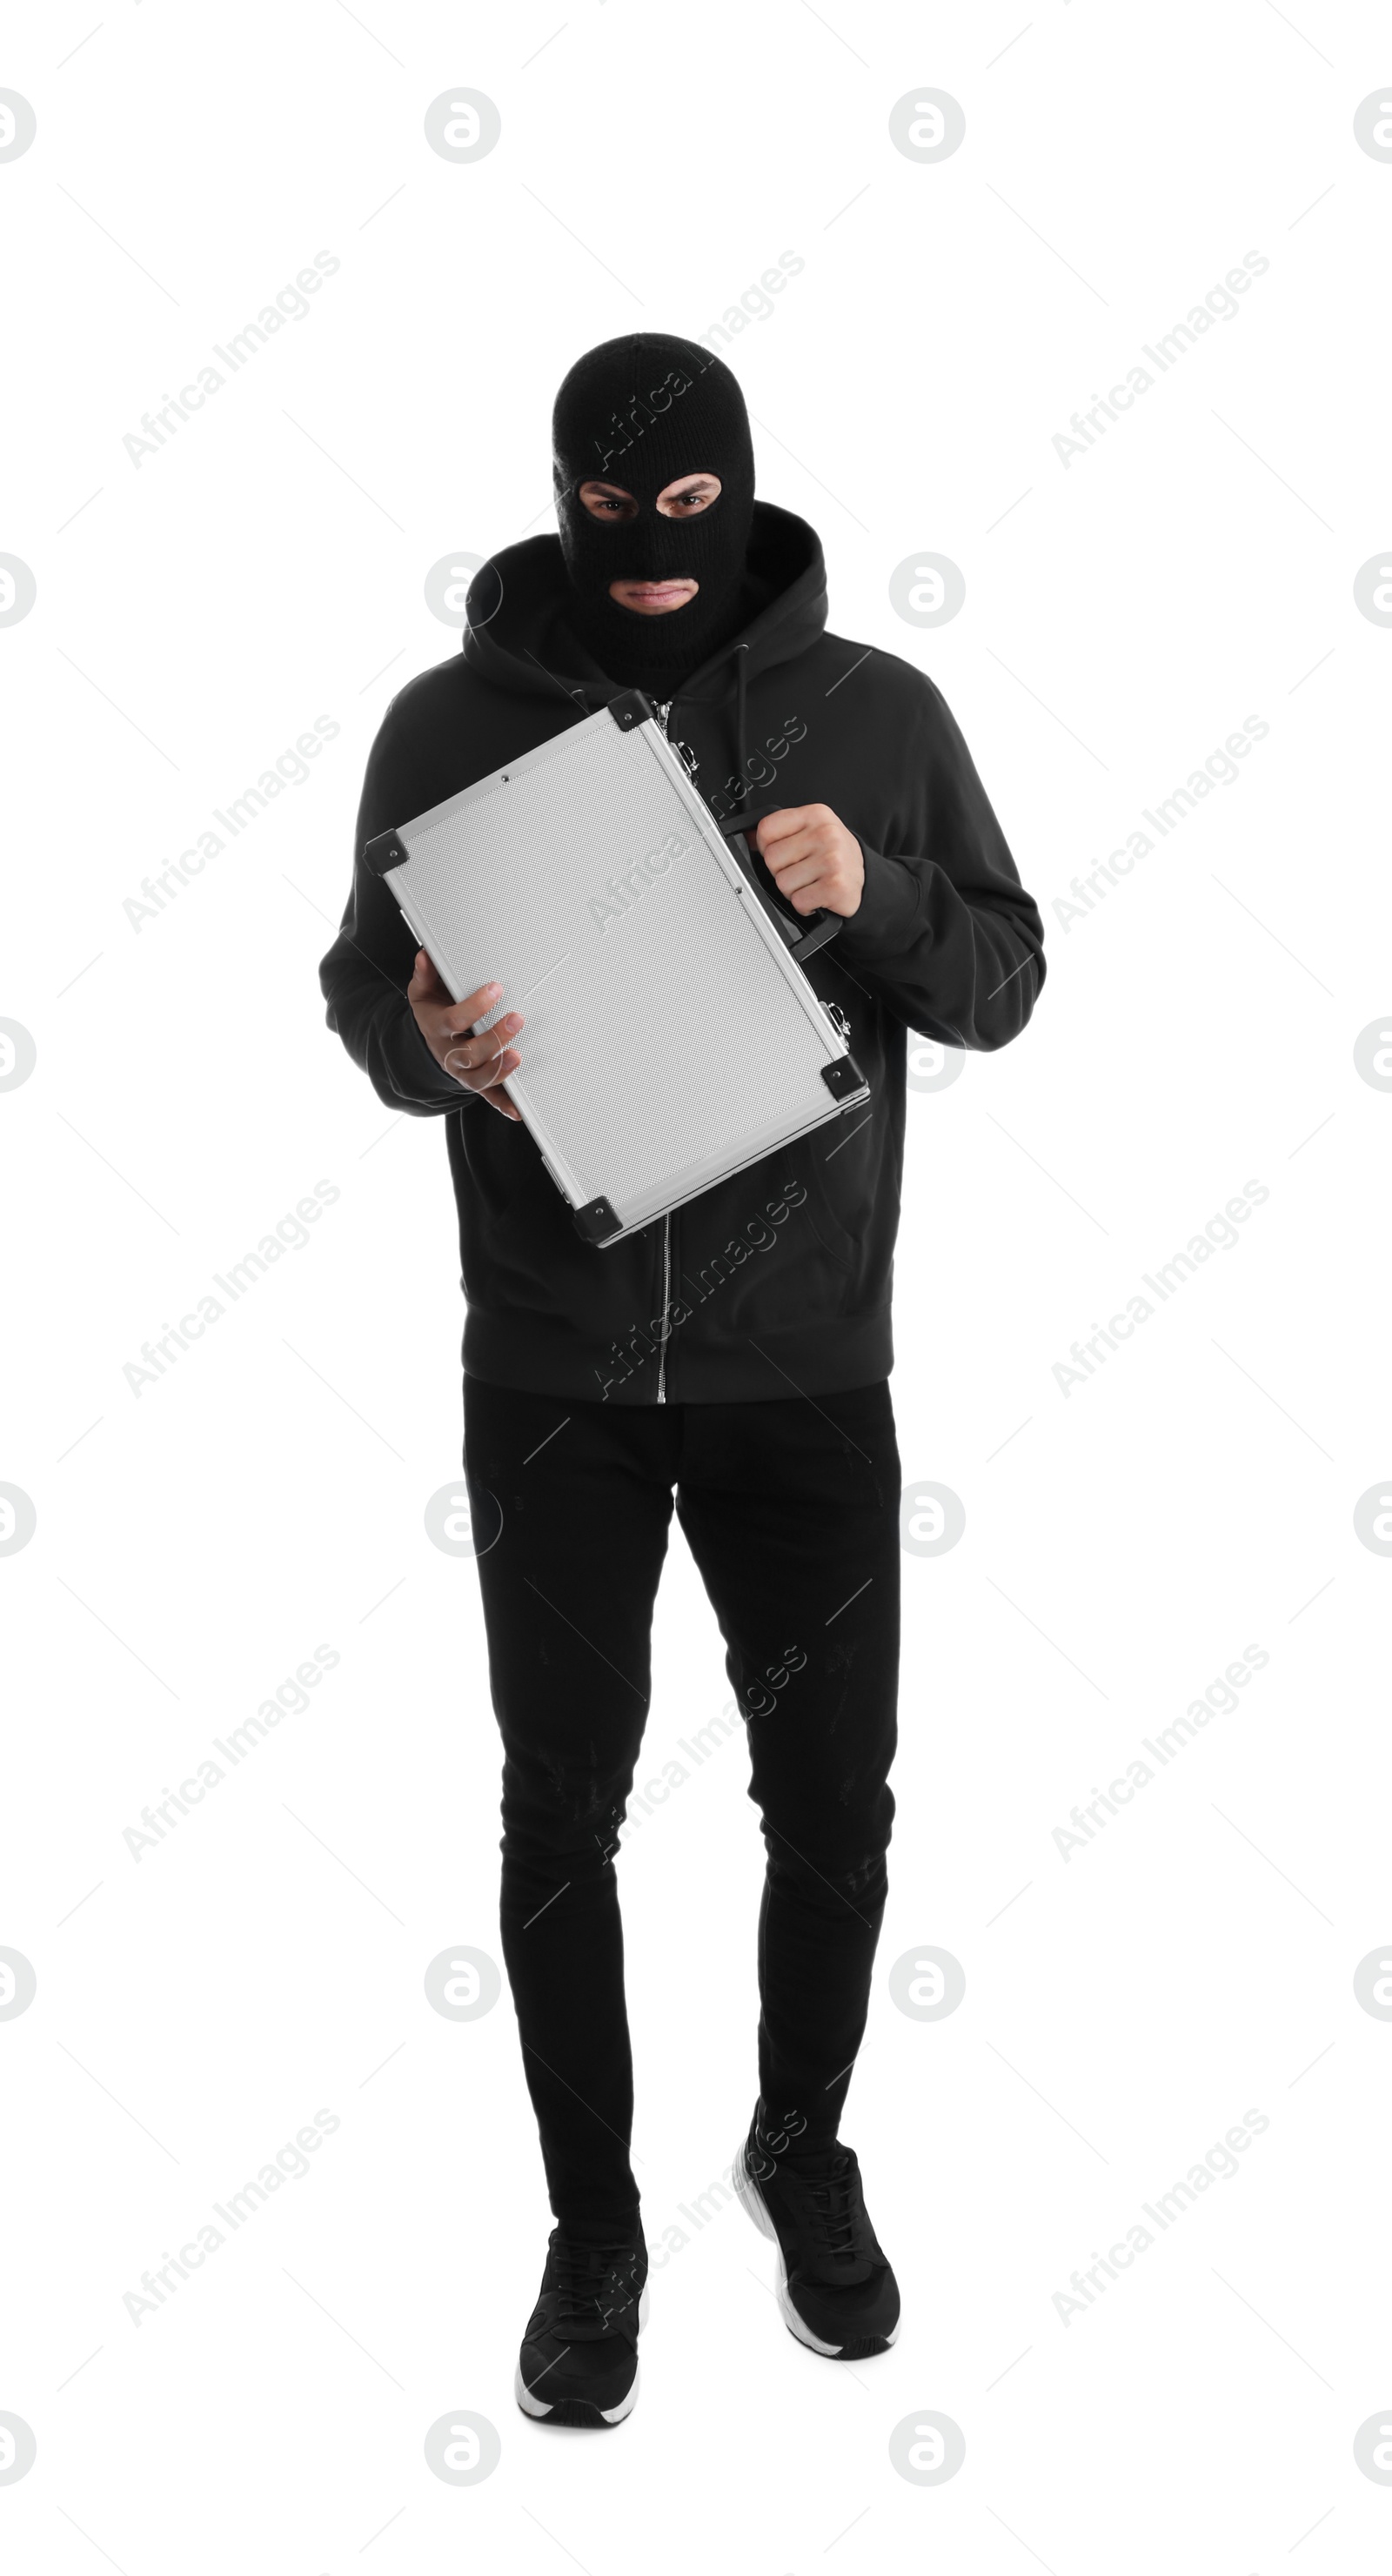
top-left (407, 953), bottom-right (524, 1121)
top-left (750, 805), bottom-right (865, 918)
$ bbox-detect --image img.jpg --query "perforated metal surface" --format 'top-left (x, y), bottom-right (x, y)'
top-left (384, 707), bottom-right (857, 1234)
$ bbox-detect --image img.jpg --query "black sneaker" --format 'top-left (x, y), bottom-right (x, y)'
top-left (514, 2226), bottom-right (648, 2427)
top-left (733, 2114), bottom-right (900, 2359)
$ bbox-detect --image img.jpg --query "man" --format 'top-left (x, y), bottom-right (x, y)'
top-left (319, 332), bottom-right (1045, 2429)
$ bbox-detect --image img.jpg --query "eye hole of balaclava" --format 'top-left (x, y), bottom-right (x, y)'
top-left (551, 331), bottom-right (756, 689)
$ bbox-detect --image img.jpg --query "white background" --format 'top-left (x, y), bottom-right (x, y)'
top-left (3, 1), bottom-right (1390, 2567)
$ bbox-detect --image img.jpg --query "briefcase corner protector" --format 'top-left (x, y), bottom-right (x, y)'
top-left (606, 690), bottom-right (657, 733)
top-left (573, 1195), bottom-right (624, 1247)
top-left (820, 1053), bottom-right (867, 1101)
top-left (365, 828), bottom-right (408, 877)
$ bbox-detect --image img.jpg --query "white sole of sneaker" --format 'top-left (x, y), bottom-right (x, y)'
top-left (514, 2282), bottom-right (650, 2425)
top-left (733, 2142), bottom-right (901, 2359)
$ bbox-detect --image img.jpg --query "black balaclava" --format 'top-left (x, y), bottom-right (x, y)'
top-left (551, 332), bottom-right (756, 695)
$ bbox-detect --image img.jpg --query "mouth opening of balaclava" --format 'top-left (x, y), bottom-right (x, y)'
top-left (551, 332), bottom-right (756, 695)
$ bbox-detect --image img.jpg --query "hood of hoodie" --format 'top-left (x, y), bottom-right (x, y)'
top-left (460, 501), bottom-right (828, 718)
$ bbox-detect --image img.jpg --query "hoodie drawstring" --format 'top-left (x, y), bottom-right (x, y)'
top-left (529, 627), bottom-right (749, 820)
top-left (734, 640), bottom-right (750, 804)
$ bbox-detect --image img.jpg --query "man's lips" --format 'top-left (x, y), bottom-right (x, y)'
top-left (624, 580), bottom-right (693, 599)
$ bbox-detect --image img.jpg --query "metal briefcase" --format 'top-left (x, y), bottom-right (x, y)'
top-left (366, 690), bottom-right (869, 1247)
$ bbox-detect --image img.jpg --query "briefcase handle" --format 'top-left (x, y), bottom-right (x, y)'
top-left (715, 810), bottom-right (843, 964)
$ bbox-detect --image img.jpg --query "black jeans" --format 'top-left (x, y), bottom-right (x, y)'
top-left (463, 1375), bottom-right (901, 2228)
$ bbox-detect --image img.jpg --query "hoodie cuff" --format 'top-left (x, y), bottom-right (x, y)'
top-left (397, 1003), bottom-right (478, 1110)
top-left (837, 841), bottom-right (923, 958)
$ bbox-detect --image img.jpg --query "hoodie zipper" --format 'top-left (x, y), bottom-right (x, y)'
top-left (657, 1214), bottom-right (672, 1403)
top-left (652, 700), bottom-right (676, 1403)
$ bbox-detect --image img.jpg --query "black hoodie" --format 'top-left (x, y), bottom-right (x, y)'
top-left (318, 505), bottom-right (1046, 1404)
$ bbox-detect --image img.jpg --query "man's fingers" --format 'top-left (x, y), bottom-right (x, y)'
top-left (443, 1036), bottom-right (520, 1087)
top-left (438, 978), bottom-right (505, 1033)
top-left (441, 1014), bottom-right (524, 1075)
top-left (763, 833), bottom-right (830, 904)
top-left (753, 804), bottom-right (827, 849)
top-left (757, 819), bottom-right (828, 878)
top-left (406, 961), bottom-right (525, 1101)
top-left (767, 848), bottom-right (825, 890)
top-left (764, 832), bottom-right (822, 876)
top-left (773, 873), bottom-right (826, 914)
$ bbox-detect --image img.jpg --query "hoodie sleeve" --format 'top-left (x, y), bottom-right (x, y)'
top-left (833, 670), bottom-right (1045, 1051)
top-left (318, 693), bottom-right (480, 1117)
